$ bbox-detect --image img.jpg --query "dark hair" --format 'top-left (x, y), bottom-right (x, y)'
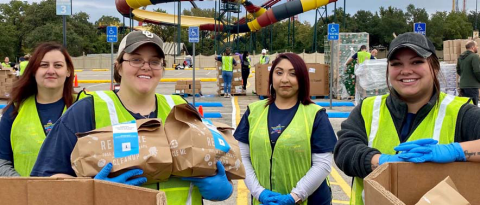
top-left (360, 45), bottom-right (367, 50)
top-left (466, 41), bottom-right (476, 49)
top-left (386, 50), bottom-right (441, 104)
top-left (267, 53), bottom-right (314, 106)
top-left (4, 42), bottom-right (76, 115)
top-left (243, 51), bottom-right (249, 57)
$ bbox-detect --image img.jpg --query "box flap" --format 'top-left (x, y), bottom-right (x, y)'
top-left (364, 163), bottom-right (405, 205)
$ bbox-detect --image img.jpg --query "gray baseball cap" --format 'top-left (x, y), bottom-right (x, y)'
top-left (387, 32), bottom-right (436, 60)
top-left (117, 30), bottom-right (164, 58)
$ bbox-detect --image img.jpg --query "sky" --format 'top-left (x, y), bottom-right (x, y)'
top-left (1, 0), bottom-right (478, 25)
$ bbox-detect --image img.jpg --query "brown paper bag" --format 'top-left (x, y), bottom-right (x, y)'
top-left (164, 104), bottom-right (245, 179)
top-left (416, 176), bottom-right (470, 205)
top-left (71, 119), bottom-right (173, 184)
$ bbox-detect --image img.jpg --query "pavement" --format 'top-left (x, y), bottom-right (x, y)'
top-left (0, 69), bottom-right (354, 205)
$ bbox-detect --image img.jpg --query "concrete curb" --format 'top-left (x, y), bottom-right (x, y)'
top-left (74, 70), bottom-right (83, 72)
top-left (92, 69), bottom-right (109, 71)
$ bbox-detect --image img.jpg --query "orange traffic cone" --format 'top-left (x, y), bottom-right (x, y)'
top-left (74, 74), bottom-right (79, 88)
top-left (198, 105), bottom-right (204, 118)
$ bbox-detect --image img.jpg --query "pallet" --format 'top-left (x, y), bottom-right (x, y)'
top-left (310, 96), bottom-right (329, 100)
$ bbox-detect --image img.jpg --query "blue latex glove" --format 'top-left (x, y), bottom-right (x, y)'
top-left (182, 161), bottom-right (233, 201)
top-left (258, 189), bottom-right (281, 204)
top-left (397, 143), bottom-right (466, 163)
top-left (94, 163), bottom-right (147, 186)
top-left (378, 154), bottom-right (405, 165)
top-left (265, 194), bottom-right (295, 205)
top-left (394, 139), bottom-right (439, 152)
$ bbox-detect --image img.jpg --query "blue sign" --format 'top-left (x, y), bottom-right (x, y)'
top-left (414, 22), bottom-right (426, 35)
top-left (107, 26), bottom-right (118, 43)
top-left (328, 23), bottom-right (340, 40)
top-left (189, 27), bottom-right (199, 43)
top-left (56, 0), bottom-right (72, 16)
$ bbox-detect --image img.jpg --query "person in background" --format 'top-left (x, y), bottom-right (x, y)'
top-left (31, 31), bottom-right (233, 205)
top-left (241, 51), bottom-right (251, 90)
top-left (335, 32), bottom-right (480, 205)
top-left (370, 49), bottom-right (378, 59)
top-left (345, 45), bottom-right (375, 65)
top-left (2, 57), bottom-right (11, 69)
top-left (260, 49), bottom-right (270, 65)
top-left (456, 40), bottom-right (480, 106)
top-left (0, 42), bottom-right (76, 177)
top-left (235, 53), bottom-right (336, 205)
top-left (20, 54), bottom-right (30, 76)
top-left (215, 47), bottom-right (237, 98)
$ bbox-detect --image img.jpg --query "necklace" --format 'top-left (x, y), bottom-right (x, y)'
top-left (141, 112), bottom-right (153, 119)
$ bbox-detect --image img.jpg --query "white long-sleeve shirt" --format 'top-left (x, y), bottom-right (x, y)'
top-left (239, 142), bottom-right (332, 201)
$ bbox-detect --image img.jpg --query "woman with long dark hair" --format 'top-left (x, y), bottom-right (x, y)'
top-left (0, 42), bottom-right (75, 177)
top-left (234, 53), bottom-right (337, 205)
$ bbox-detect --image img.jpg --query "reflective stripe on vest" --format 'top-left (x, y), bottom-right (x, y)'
top-left (90, 91), bottom-right (202, 205)
top-left (11, 95), bottom-right (66, 176)
top-left (350, 92), bottom-right (470, 205)
top-left (222, 56), bottom-right (233, 71)
top-left (248, 100), bottom-right (324, 205)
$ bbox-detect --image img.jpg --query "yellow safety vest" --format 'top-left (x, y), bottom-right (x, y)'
top-left (356, 51), bottom-right (371, 64)
top-left (248, 100), bottom-right (327, 205)
top-left (222, 56), bottom-right (233, 72)
top-left (19, 61), bottom-right (28, 75)
top-left (11, 95), bottom-right (67, 176)
top-left (87, 91), bottom-right (203, 205)
top-left (350, 92), bottom-right (470, 205)
top-left (2, 62), bottom-right (11, 68)
top-left (260, 55), bottom-right (268, 64)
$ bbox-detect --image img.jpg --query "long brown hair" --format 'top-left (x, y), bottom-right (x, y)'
top-left (4, 42), bottom-right (76, 115)
top-left (386, 54), bottom-right (441, 104)
top-left (267, 53), bottom-right (314, 106)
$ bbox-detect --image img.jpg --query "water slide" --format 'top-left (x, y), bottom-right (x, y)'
top-left (115, 0), bottom-right (337, 33)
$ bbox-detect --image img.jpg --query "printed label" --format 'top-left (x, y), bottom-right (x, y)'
top-left (113, 121), bottom-right (139, 158)
top-left (202, 119), bottom-right (231, 153)
top-left (309, 68), bottom-right (316, 73)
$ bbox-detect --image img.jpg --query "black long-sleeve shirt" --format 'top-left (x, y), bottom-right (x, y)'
top-left (334, 91), bottom-right (480, 178)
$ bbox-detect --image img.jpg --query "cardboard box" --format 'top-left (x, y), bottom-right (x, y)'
top-left (255, 64), bottom-right (271, 96)
top-left (175, 85), bottom-right (188, 90)
top-left (0, 177), bottom-right (166, 205)
top-left (176, 80), bottom-right (187, 85)
top-left (444, 54), bottom-right (451, 61)
top-left (364, 162), bottom-right (480, 205)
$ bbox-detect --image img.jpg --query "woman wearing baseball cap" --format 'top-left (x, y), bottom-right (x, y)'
top-left (31, 31), bottom-right (233, 204)
top-left (334, 32), bottom-right (480, 205)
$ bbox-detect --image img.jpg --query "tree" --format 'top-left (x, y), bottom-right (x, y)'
top-left (405, 4), bottom-right (429, 29)
top-left (378, 6), bottom-right (409, 46)
top-left (95, 15), bottom-right (121, 27)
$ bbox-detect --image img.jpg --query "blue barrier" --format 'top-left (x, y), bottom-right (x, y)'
top-left (316, 102), bottom-right (355, 107)
top-left (0, 104), bottom-right (6, 109)
top-left (327, 112), bottom-right (350, 118)
top-left (203, 112), bottom-right (222, 118)
top-left (194, 102), bottom-right (223, 107)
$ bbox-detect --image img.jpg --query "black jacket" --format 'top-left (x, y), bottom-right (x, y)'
top-left (334, 91), bottom-right (480, 178)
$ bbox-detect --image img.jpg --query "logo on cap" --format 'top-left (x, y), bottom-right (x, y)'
top-left (142, 31), bottom-right (154, 38)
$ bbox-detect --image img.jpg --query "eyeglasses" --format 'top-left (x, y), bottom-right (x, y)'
top-left (123, 58), bottom-right (164, 70)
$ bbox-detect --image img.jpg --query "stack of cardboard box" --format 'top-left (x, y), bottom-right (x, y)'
top-left (254, 63), bottom-right (329, 97)
top-left (0, 69), bottom-right (17, 99)
top-left (216, 55), bottom-right (245, 96)
top-left (174, 80), bottom-right (201, 95)
top-left (443, 39), bottom-right (472, 64)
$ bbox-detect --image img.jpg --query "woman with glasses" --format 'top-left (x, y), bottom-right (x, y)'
top-left (31, 31), bottom-right (233, 205)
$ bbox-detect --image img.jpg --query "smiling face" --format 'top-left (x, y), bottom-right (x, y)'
top-left (118, 44), bottom-right (163, 95)
top-left (34, 50), bottom-right (70, 91)
top-left (272, 59), bottom-right (299, 100)
top-left (388, 48), bottom-right (435, 102)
